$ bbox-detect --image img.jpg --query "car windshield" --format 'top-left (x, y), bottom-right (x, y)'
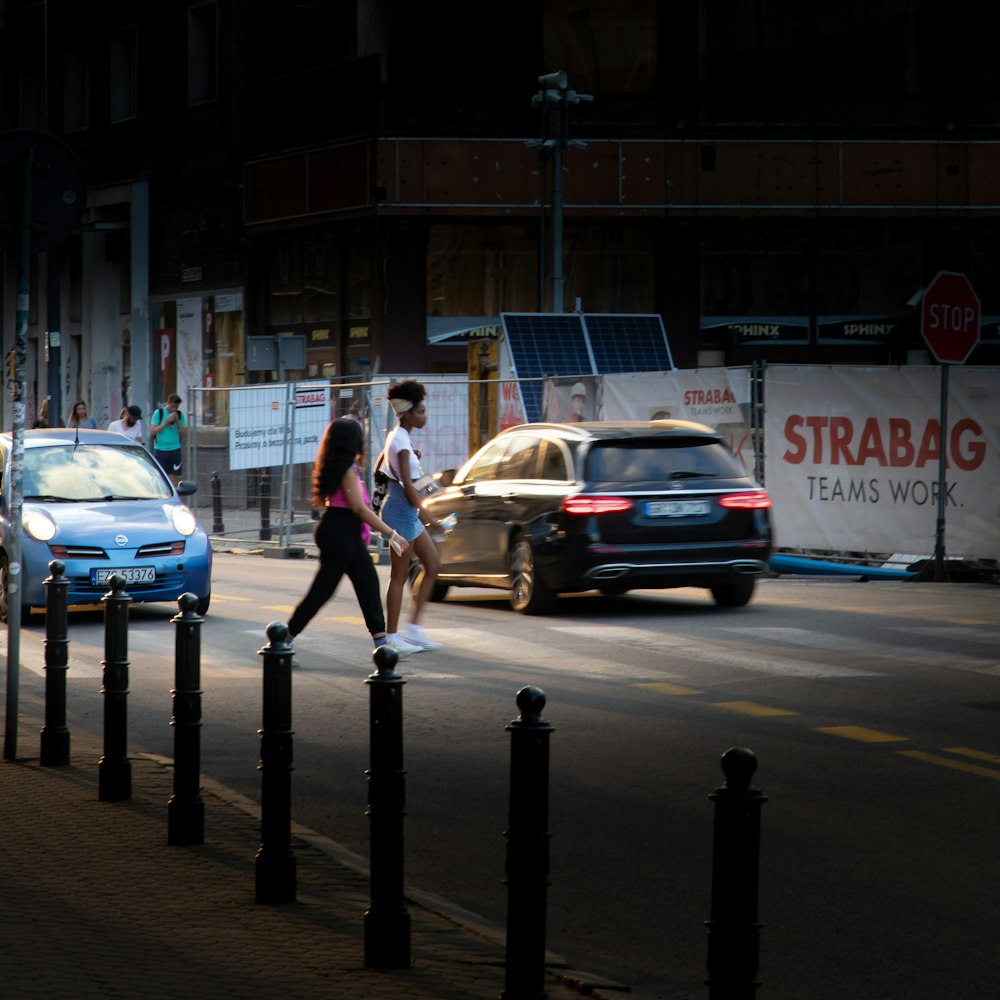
top-left (22, 444), bottom-right (172, 501)
top-left (585, 438), bottom-right (744, 483)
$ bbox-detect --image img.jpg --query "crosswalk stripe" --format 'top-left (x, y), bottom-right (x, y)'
top-left (898, 750), bottom-right (1000, 780)
top-left (816, 725), bottom-right (908, 743)
top-left (943, 746), bottom-right (1000, 766)
top-left (550, 624), bottom-right (877, 678)
top-left (710, 701), bottom-right (797, 717)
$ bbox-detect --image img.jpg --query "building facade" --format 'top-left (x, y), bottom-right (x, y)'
top-left (2, 0), bottom-right (998, 429)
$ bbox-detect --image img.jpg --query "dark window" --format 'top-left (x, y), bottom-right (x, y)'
top-left (188, 3), bottom-right (218, 105)
top-left (64, 41), bottom-right (90, 132)
top-left (110, 25), bottom-right (138, 122)
top-left (586, 440), bottom-right (742, 483)
top-left (498, 437), bottom-right (540, 479)
top-left (538, 440), bottom-right (570, 481)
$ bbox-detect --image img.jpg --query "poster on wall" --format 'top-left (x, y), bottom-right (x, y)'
top-left (229, 381), bottom-right (331, 471)
top-left (763, 366), bottom-right (1000, 560)
top-left (497, 327), bottom-right (527, 431)
top-left (599, 368), bottom-right (756, 473)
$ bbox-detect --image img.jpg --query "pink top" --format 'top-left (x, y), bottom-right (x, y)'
top-left (326, 469), bottom-right (372, 545)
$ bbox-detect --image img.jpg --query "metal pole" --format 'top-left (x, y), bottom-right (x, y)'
top-left (47, 247), bottom-right (62, 427)
top-left (168, 593), bottom-right (205, 845)
top-left (259, 469), bottom-right (272, 541)
top-left (364, 644), bottom-right (410, 968)
top-left (211, 470), bottom-right (225, 534)
top-left (933, 364), bottom-right (950, 581)
top-left (502, 685), bottom-right (554, 1000)
top-left (40, 560), bottom-right (71, 766)
top-left (551, 118), bottom-right (564, 314)
top-left (99, 575), bottom-right (132, 801)
top-left (705, 747), bottom-right (767, 999)
top-left (3, 147), bottom-right (33, 761)
top-left (255, 621), bottom-right (296, 903)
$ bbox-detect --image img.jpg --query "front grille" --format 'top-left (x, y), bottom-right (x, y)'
top-left (136, 540), bottom-right (184, 557)
top-left (56, 545), bottom-right (108, 559)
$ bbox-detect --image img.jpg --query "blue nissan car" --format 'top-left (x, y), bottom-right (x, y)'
top-left (0, 429), bottom-right (212, 624)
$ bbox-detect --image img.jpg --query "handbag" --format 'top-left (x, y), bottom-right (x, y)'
top-left (412, 473), bottom-right (443, 499)
top-left (370, 451), bottom-right (391, 515)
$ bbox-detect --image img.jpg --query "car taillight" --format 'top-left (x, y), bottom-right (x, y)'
top-left (561, 496), bottom-right (634, 515)
top-left (718, 490), bottom-right (772, 509)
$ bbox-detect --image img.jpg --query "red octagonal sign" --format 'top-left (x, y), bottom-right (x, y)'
top-left (920, 270), bottom-right (980, 365)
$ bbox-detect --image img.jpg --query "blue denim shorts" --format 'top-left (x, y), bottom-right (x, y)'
top-left (381, 482), bottom-right (425, 541)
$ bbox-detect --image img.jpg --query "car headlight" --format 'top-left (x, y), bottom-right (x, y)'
top-left (24, 509), bottom-right (56, 541)
top-left (171, 505), bottom-right (197, 536)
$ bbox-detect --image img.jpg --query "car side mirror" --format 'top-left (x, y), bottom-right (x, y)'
top-left (176, 480), bottom-right (198, 496)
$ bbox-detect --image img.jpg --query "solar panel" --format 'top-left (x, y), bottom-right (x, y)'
top-left (582, 314), bottom-right (674, 373)
top-left (500, 313), bottom-right (675, 421)
top-left (500, 313), bottom-right (592, 422)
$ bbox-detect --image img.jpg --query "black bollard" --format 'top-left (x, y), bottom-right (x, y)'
top-left (363, 644), bottom-right (410, 969)
top-left (211, 470), bottom-right (225, 534)
top-left (168, 593), bottom-right (205, 845)
top-left (501, 685), bottom-right (554, 1000)
top-left (40, 560), bottom-right (70, 766)
top-left (705, 747), bottom-right (767, 1000)
top-left (259, 469), bottom-right (272, 541)
top-left (99, 574), bottom-right (132, 801)
top-left (255, 621), bottom-right (296, 903)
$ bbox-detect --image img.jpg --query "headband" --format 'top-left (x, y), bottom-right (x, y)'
top-left (390, 398), bottom-right (413, 415)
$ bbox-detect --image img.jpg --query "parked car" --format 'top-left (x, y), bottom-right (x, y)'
top-left (0, 429), bottom-right (212, 624)
top-left (419, 420), bottom-right (773, 613)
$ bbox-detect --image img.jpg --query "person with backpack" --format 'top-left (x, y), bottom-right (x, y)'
top-left (150, 394), bottom-right (187, 485)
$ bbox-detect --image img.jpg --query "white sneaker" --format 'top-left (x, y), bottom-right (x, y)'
top-left (386, 632), bottom-right (423, 656)
top-left (401, 623), bottom-right (442, 650)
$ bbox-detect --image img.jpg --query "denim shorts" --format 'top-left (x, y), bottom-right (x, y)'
top-left (381, 482), bottom-right (425, 541)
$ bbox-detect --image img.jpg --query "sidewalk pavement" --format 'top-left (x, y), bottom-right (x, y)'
top-left (1, 706), bottom-right (629, 1000)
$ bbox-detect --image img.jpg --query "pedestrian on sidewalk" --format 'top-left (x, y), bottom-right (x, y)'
top-left (150, 394), bottom-right (187, 486)
top-left (108, 404), bottom-right (145, 444)
top-left (287, 417), bottom-right (411, 659)
top-left (380, 379), bottom-right (445, 653)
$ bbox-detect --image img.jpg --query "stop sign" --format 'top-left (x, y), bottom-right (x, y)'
top-left (920, 271), bottom-right (980, 364)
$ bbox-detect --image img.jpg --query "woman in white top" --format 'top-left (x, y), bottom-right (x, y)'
top-left (380, 379), bottom-right (445, 652)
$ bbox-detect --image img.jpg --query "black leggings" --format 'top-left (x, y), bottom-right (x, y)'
top-left (287, 506), bottom-right (385, 639)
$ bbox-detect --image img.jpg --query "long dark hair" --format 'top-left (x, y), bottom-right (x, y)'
top-left (312, 417), bottom-right (364, 507)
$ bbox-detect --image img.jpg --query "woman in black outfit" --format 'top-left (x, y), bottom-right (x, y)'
top-left (287, 418), bottom-right (410, 656)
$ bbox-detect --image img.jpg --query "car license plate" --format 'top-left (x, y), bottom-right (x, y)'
top-left (645, 499), bottom-right (711, 517)
top-left (91, 566), bottom-right (156, 585)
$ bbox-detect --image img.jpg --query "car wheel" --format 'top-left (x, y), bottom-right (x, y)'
top-left (509, 535), bottom-right (555, 615)
top-left (0, 552), bottom-right (33, 626)
top-left (196, 593), bottom-right (211, 616)
top-left (710, 577), bottom-right (756, 608)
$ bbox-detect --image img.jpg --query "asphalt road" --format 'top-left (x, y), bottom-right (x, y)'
top-left (7, 554), bottom-right (1000, 1000)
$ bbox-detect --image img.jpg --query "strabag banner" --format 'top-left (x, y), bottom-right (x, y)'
top-left (228, 381), bottom-right (330, 471)
top-left (764, 366), bottom-right (1000, 559)
top-left (599, 368), bottom-right (756, 474)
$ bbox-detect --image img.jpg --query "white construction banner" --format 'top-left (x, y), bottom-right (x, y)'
top-left (764, 366), bottom-right (1000, 559)
top-left (600, 369), bottom-right (757, 473)
top-left (228, 381), bottom-right (330, 471)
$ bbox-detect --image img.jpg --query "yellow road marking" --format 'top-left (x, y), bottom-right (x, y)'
top-left (943, 746), bottom-right (1000, 766)
top-left (324, 615), bottom-right (365, 625)
top-left (263, 605), bottom-right (295, 613)
top-left (211, 594), bottom-right (254, 602)
top-left (635, 682), bottom-right (704, 696)
top-left (898, 750), bottom-right (1000, 780)
top-left (816, 725), bottom-right (907, 743)
top-left (710, 701), bottom-right (797, 717)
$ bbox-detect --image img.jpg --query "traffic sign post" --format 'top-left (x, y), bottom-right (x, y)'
top-left (917, 271), bottom-right (981, 582)
top-left (920, 271), bottom-right (981, 364)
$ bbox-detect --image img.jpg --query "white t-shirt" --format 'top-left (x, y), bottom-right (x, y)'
top-left (108, 418), bottom-right (145, 443)
top-left (385, 425), bottom-right (424, 482)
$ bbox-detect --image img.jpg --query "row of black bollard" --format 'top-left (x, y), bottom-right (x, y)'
top-left (38, 574), bottom-right (766, 995)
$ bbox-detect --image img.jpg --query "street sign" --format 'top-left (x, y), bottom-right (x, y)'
top-left (920, 270), bottom-right (981, 365)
